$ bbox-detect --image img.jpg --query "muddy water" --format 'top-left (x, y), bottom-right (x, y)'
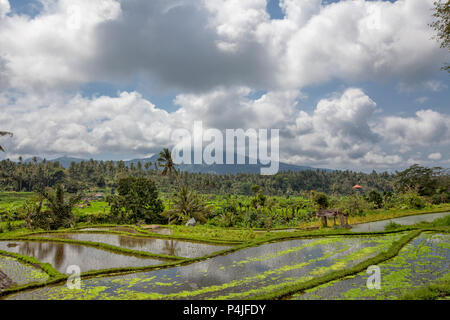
top-left (292, 232), bottom-right (450, 300)
top-left (32, 233), bottom-right (231, 258)
top-left (351, 211), bottom-right (450, 232)
top-left (0, 241), bottom-right (166, 274)
top-left (6, 233), bottom-right (406, 300)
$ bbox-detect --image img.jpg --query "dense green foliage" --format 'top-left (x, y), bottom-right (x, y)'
top-left (2, 158), bottom-right (447, 202)
top-left (34, 185), bottom-right (82, 230)
top-left (0, 158), bottom-right (397, 195)
top-left (0, 160), bottom-right (448, 231)
top-left (109, 177), bottom-right (165, 224)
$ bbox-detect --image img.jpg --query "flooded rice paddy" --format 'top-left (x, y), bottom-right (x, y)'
top-left (5, 233), bottom-right (407, 300)
top-left (0, 241), bottom-right (166, 274)
top-left (0, 255), bottom-right (49, 288)
top-left (32, 233), bottom-right (231, 258)
top-left (351, 212), bottom-right (450, 232)
top-left (292, 232), bottom-right (450, 300)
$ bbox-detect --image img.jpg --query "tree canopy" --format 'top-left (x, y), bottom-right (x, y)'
top-left (110, 177), bottom-right (165, 224)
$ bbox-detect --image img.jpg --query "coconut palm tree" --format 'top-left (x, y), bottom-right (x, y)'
top-left (0, 131), bottom-right (12, 152)
top-left (158, 148), bottom-right (179, 211)
top-left (162, 185), bottom-right (211, 225)
top-left (157, 148), bottom-right (178, 177)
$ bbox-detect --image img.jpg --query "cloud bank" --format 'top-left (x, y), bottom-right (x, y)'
top-left (0, 0), bottom-right (448, 170)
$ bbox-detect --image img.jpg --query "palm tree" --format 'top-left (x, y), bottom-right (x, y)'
top-left (157, 148), bottom-right (178, 177)
top-left (158, 148), bottom-right (179, 210)
top-left (0, 131), bottom-right (12, 152)
top-left (162, 185), bottom-right (211, 225)
top-left (38, 184), bottom-right (83, 230)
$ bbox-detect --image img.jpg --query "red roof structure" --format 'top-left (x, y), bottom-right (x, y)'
top-left (353, 185), bottom-right (363, 189)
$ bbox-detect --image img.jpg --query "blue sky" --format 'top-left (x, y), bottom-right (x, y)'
top-left (0, 0), bottom-right (449, 171)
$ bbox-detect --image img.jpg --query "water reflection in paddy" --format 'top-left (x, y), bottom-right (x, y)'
top-left (351, 211), bottom-right (450, 232)
top-left (0, 241), bottom-right (166, 274)
top-left (7, 233), bottom-right (406, 300)
top-left (33, 233), bottom-right (231, 258)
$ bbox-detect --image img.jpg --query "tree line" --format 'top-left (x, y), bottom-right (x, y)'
top-left (0, 157), bottom-right (399, 196)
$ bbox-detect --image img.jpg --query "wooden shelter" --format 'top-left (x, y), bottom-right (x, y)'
top-left (315, 209), bottom-right (350, 228)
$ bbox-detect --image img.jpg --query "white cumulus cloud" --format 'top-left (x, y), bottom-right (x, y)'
top-left (428, 152), bottom-right (442, 161)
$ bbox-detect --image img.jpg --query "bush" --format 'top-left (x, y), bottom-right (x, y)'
top-left (401, 192), bottom-right (425, 209)
top-left (367, 191), bottom-right (383, 209)
top-left (431, 192), bottom-right (450, 204)
top-left (243, 210), bottom-right (265, 228)
top-left (338, 194), bottom-right (369, 216)
top-left (311, 191), bottom-right (329, 210)
top-left (429, 215), bottom-right (450, 227)
top-left (384, 221), bottom-right (403, 231)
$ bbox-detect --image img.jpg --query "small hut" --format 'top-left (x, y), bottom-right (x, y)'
top-left (315, 209), bottom-right (350, 229)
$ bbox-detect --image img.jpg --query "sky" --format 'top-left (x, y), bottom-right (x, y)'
top-left (0, 0), bottom-right (449, 171)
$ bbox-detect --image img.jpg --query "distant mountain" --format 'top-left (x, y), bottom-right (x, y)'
top-left (24, 154), bottom-right (331, 174)
top-left (126, 152), bottom-right (331, 174)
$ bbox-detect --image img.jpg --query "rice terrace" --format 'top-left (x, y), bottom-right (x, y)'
top-left (0, 0), bottom-right (450, 310)
top-left (0, 160), bottom-right (449, 301)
